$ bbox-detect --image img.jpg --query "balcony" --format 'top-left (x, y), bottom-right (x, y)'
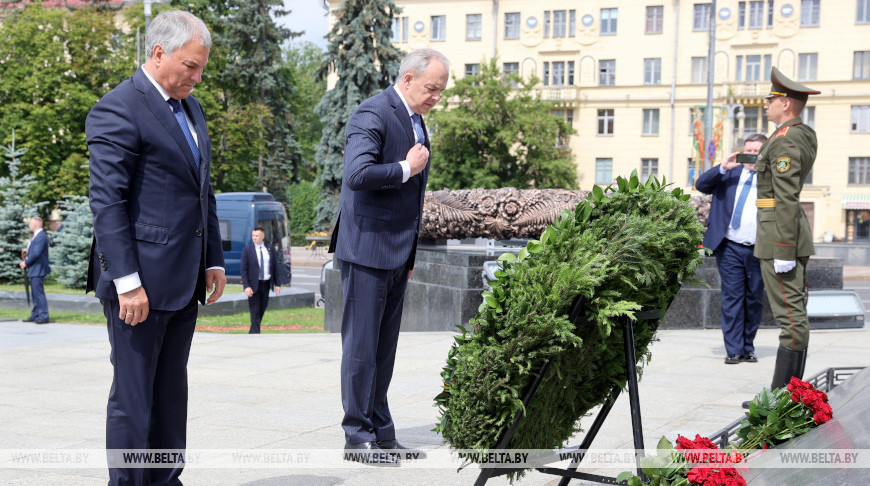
top-left (534, 86), bottom-right (580, 104)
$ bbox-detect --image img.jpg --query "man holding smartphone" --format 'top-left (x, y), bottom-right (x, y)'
top-left (696, 133), bottom-right (768, 364)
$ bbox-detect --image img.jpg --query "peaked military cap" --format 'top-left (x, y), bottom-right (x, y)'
top-left (765, 67), bottom-right (821, 102)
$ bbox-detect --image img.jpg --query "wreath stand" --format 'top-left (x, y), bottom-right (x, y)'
top-left (473, 296), bottom-right (667, 486)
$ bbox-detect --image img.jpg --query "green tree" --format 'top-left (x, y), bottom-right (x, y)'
top-left (284, 41), bottom-right (326, 182)
top-left (170, 0), bottom-right (303, 198)
top-left (0, 132), bottom-right (43, 283)
top-left (428, 58), bottom-right (578, 190)
top-left (0, 4), bottom-right (134, 207)
top-left (313, 0), bottom-right (404, 229)
top-left (51, 195), bottom-right (93, 289)
top-left (286, 181), bottom-right (320, 236)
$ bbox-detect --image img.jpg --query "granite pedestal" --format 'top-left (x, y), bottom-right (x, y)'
top-left (323, 247), bottom-right (500, 333)
top-left (660, 255), bottom-right (844, 329)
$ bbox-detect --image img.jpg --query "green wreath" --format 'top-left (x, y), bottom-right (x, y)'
top-left (434, 172), bottom-right (706, 480)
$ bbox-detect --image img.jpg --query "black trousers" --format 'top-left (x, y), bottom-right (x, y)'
top-left (248, 279), bottom-right (271, 334)
top-left (104, 295), bottom-right (198, 486)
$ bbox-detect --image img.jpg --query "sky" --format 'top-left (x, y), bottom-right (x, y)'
top-left (278, 0), bottom-right (331, 49)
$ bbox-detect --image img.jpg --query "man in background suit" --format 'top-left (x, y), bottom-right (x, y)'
top-left (696, 134), bottom-right (767, 365)
top-left (20, 216), bottom-right (50, 324)
top-left (86, 10), bottom-right (225, 485)
top-left (240, 227), bottom-right (281, 334)
top-left (328, 48), bottom-right (449, 466)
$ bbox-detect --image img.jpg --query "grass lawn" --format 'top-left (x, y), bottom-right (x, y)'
top-left (0, 307), bottom-right (324, 333)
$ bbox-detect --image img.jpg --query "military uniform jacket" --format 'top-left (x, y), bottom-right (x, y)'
top-left (753, 117), bottom-right (817, 260)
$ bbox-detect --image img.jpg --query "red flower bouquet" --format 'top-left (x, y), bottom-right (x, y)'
top-left (737, 377), bottom-right (833, 452)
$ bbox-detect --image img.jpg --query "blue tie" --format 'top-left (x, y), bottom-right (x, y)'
top-left (411, 114), bottom-right (424, 144)
top-left (731, 172), bottom-right (755, 229)
top-left (168, 98), bottom-right (200, 171)
top-left (258, 246), bottom-right (265, 280)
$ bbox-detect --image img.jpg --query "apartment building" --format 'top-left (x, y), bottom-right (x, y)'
top-left (326, 0), bottom-right (870, 242)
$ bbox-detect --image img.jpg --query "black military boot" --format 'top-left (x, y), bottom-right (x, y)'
top-left (770, 345), bottom-right (808, 390)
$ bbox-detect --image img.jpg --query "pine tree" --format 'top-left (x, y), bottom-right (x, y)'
top-left (218, 0), bottom-right (303, 201)
top-left (313, 0), bottom-right (404, 229)
top-left (0, 131), bottom-right (42, 283)
top-left (51, 195), bottom-right (93, 289)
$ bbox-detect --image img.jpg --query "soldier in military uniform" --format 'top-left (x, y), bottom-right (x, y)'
top-left (754, 67), bottom-right (820, 390)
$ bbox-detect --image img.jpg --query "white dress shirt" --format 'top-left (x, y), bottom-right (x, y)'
top-left (724, 166), bottom-right (758, 245)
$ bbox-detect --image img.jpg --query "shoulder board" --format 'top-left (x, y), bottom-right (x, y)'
top-left (775, 126), bottom-right (790, 138)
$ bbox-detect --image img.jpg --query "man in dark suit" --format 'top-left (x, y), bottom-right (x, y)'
top-left (240, 227), bottom-right (281, 334)
top-left (86, 10), bottom-right (225, 485)
top-left (328, 48), bottom-right (449, 466)
top-left (696, 133), bottom-right (767, 365)
top-left (20, 216), bottom-right (50, 324)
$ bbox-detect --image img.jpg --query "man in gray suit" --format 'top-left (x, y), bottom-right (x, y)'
top-left (329, 48), bottom-right (449, 466)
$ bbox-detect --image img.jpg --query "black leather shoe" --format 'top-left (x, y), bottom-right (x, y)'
top-left (725, 354), bottom-right (741, 364)
top-left (343, 441), bottom-right (400, 466)
top-left (22, 317), bottom-right (35, 322)
top-left (34, 319), bottom-right (49, 324)
top-left (377, 439), bottom-right (428, 460)
top-left (740, 352), bottom-right (758, 363)
top-left (741, 400), bottom-right (752, 409)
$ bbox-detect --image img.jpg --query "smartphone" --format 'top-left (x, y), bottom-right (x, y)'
top-left (736, 153), bottom-right (758, 164)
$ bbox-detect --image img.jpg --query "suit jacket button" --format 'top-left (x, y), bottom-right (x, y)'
top-left (195, 230), bottom-right (203, 237)
top-left (101, 263), bottom-right (107, 270)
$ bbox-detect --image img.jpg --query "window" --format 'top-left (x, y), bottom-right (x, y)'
top-left (798, 53), bottom-right (818, 81)
top-left (552, 61), bottom-right (565, 85)
top-left (598, 109), bottom-right (614, 135)
top-left (219, 220), bottom-right (231, 251)
top-left (599, 59), bottom-right (615, 86)
top-left (601, 8), bottom-right (618, 35)
top-left (694, 3), bottom-right (712, 30)
top-left (748, 1), bottom-right (764, 28)
top-left (544, 11), bottom-right (550, 38)
top-left (392, 17), bottom-right (408, 43)
top-left (553, 10), bottom-right (567, 37)
top-left (505, 12), bottom-right (520, 39)
top-left (644, 58), bottom-right (662, 85)
top-left (691, 57), bottom-right (707, 84)
top-left (596, 158), bottom-right (613, 184)
top-left (860, 0), bottom-right (870, 24)
top-left (801, 106), bottom-right (815, 129)
top-left (801, 0), bottom-right (820, 27)
top-left (503, 62), bottom-right (519, 87)
top-left (743, 106), bottom-right (769, 134)
top-left (738, 2), bottom-right (746, 28)
top-left (569, 10), bottom-right (576, 37)
top-left (646, 6), bottom-right (664, 33)
top-left (466, 14), bottom-right (482, 41)
top-left (543, 61), bottom-right (574, 86)
top-left (736, 54), bottom-right (772, 81)
top-left (849, 157), bottom-right (870, 185)
top-left (853, 106), bottom-right (870, 133)
top-left (855, 51), bottom-right (870, 79)
top-left (767, 0), bottom-right (775, 27)
top-left (431, 15), bottom-right (446, 41)
top-left (465, 63), bottom-right (479, 78)
top-left (641, 158), bottom-right (659, 180)
top-left (643, 109), bottom-right (660, 136)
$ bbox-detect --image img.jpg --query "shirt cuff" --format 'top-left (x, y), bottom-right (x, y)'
top-left (114, 272), bottom-right (141, 295)
top-left (206, 266), bottom-right (225, 273)
top-left (719, 165), bottom-right (727, 175)
top-left (399, 160), bottom-right (411, 183)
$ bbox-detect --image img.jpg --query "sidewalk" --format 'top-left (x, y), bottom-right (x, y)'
top-left (1, 320), bottom-right (868, 485)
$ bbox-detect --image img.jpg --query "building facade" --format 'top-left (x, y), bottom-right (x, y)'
top-left (326, 0), bottom-right (870, 243)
